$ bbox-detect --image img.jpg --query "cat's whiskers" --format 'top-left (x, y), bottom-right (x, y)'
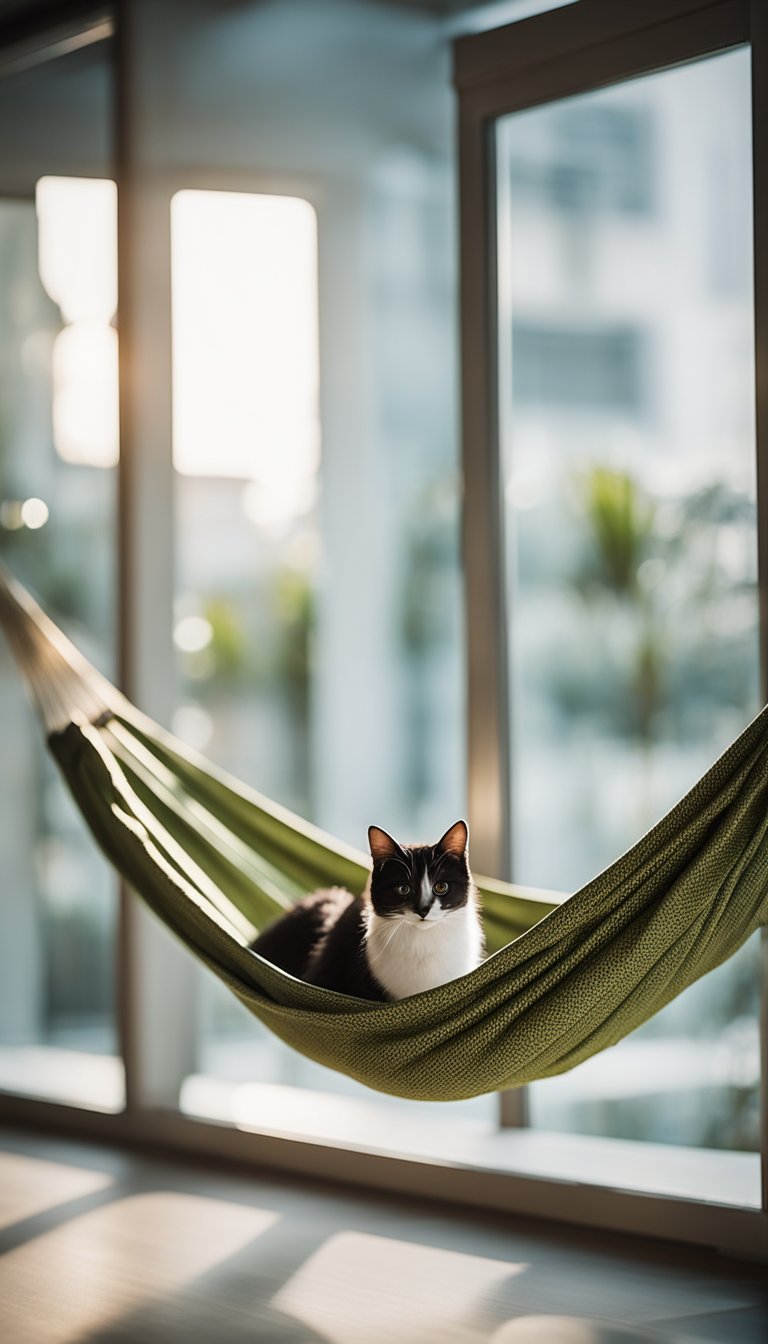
top-left (379, 916), bottom-right (408, 952)
top-left (366, 920), bottom-right (405, 969)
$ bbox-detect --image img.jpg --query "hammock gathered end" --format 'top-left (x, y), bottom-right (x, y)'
top-left (0, 564), bottom-right (766, 1101)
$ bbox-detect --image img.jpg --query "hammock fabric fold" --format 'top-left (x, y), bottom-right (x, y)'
top-left (0, 566), bottom-right (766, 1101)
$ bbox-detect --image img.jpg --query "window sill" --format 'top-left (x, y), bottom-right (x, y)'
top-left (0, 1046), bottom-right (124, 1113)
top-left (180, 1075), bottom-right (761, 1210)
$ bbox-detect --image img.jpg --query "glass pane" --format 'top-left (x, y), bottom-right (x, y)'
top-left (164, 0), bottom-right (483, 1137)
top-left (497, 48), bottom-right (760, 1158)
top-left (0, 44), bottom-right (122, 1109)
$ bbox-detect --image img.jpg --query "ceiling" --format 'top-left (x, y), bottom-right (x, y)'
top-left (0, 0), bottom-right (551, 56)
top-left (0, 0), bottom-right (71, 20)
top-left (0, 0), bottom-right (504, 22)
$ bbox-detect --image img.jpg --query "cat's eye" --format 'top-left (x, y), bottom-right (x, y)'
top-left (395, 883), bottom-right (411, 897)
top-left (432, 881), bottom-right (449, 896)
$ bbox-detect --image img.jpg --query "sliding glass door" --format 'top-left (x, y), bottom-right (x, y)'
top-left (457, 0), bottom-right (767, 1224)
top-left (498, 48), bottom-right (761, 1159)
top-left (0, 27), bottom-right (120, 1112)
top-left (113, 0), bottom-right (475, 1132)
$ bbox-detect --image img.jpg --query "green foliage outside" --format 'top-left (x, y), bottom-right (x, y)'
top-left (552, 463), bottom-right (758, 747)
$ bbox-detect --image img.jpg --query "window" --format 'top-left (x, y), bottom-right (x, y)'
top-left (498, 48), bottom-right (760, 1161)
top-left (458, 0), bottom-right (768, 1238)
top-left (170, 177), bottom-right (477, 1124)
top-left (158, 0), bottom-right (472, 1132)
top-left (0, 46), bottom-right (120, 1110)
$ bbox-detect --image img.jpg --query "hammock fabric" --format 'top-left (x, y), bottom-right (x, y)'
top-left (0, 567), bottom-right (766, 1102)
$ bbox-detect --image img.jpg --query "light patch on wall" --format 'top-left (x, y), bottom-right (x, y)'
top-left (171, 189), bottom-right (320, 532)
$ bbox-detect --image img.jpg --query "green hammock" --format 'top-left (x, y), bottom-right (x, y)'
top-left (0, 566), bottom-right (766, 1102)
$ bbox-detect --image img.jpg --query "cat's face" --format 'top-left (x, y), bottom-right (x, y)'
top-left (368, 820), bottom-right (473, 925)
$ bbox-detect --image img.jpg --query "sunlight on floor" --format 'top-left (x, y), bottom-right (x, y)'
top-left (490, 1320), bottom-right (653, 1344)
top-left (273, 1230), bottom-right (529, 1344)
top-left (2, 1183), bottom-right (279, 1344)
top-left (0, 1150), bottom-right (114, 1231)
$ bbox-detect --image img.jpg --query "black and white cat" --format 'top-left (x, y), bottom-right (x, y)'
top-left (250, 820), bottom-right (484, 1001)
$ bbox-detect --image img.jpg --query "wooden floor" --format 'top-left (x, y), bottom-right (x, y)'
top-left (0, 1129), bottom-right (766, 1343)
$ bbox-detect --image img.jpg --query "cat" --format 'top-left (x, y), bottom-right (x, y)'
top-left (249, 819), bottom-right (484, 1001)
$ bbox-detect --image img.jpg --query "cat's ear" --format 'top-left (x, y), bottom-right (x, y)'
top-left (436, 819), bottom-right (468, 858)
top-left (368, 825), bottom-right (405, 865)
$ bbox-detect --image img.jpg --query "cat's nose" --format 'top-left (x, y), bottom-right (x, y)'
top-left (418, 908), bottom-right (430, 920)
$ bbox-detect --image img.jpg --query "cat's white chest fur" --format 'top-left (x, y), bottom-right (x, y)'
top-left (365, 900), bottom-right (484, 1000)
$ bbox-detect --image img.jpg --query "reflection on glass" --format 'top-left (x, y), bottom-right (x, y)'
top-left (0, 167), bottom-right (120, 1108)
top-left (498, 49), bottom-right (759, 1152)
